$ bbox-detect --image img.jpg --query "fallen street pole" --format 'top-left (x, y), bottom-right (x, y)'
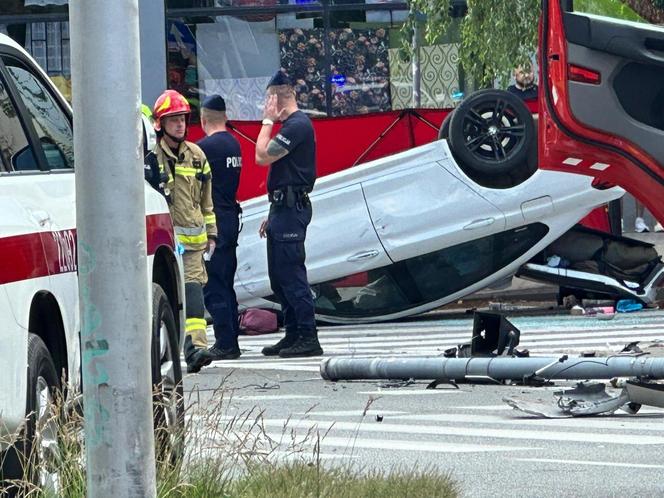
top-left (320, 355), bottom-right (664, 383)
top-left (70, 0), bottom-right (156, 495)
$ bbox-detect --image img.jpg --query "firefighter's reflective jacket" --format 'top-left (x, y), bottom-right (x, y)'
top-left (154, 138), bottom-right (217, 250)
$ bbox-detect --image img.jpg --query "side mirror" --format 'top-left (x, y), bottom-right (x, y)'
top-left (11, 145), bottom-right (38, 171)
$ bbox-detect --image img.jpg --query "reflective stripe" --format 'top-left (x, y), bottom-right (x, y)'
top-left (204, 214), bottom-right (216, 225)
top-left (174, 166), bottom-right (198, 177)
top-left (185, 318), bottom-right (208, 332)
top-left (203, 163), bottom-right (211, 175)
top-left (174, 225), bottom-right (206, 236)
top-left (177, 232), bottom-right (208, 245)
top-left (175, 225), bottom-right (208, 245)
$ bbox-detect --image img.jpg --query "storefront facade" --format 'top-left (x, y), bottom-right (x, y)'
top-left (1, 0), bottom-right (463, 122)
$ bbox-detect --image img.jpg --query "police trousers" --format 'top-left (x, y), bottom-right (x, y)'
top-left (204, 207), bottom-right (240, 350)
top-left (266, 202), bottom-right (316, 335)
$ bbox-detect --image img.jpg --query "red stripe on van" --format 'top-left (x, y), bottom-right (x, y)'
top-left (0, 213), bottom-right (174, 285)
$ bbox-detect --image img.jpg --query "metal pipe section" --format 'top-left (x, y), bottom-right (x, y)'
top-left (320, 356), bottom-right (664, 382)
top-left (70, 0), bottom-right (156, 496)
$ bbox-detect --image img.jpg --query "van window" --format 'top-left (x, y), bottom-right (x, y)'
top-left (0, 76), bottom-right (37, 172)
top-left (3, 56), bottom-right (73, 170)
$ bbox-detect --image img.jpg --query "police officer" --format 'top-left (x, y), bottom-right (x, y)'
top-left (255, 72), bottom-right (323, 358)
top-left (197, 95), bottom-right (243, 360)
top-left (152, 89), bottom-right (217, 373)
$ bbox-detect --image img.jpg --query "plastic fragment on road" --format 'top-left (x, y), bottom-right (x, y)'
top-left (504, 380), bottom-right (664, 418)
top-left (616, 299), bottom-right (644, 313)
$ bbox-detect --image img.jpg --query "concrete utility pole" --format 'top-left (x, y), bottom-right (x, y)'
top-left (70, 0), bottom-right (156, 496)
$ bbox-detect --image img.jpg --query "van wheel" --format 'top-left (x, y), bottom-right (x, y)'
top-left (448, 89), bottom-right (534, 178)
top-left (1, 334), bottom-right (61, 496)
top-left (151, 283), bottom-right (184, 466)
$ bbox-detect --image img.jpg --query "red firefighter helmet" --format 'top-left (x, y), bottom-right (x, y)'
top-left (152, 89), bottom-right (190, 131)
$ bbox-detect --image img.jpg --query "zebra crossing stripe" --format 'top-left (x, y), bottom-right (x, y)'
top-left (255, 419), bottom-right (664, 445)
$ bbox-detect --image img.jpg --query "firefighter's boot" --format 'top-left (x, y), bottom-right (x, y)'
top-left (184, 335), bottom-right (213, 374)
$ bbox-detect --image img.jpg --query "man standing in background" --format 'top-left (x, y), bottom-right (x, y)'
top-left (198, 95), bottom-right (243, 360)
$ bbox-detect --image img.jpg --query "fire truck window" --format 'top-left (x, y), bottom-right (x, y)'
top-left (0, 77), bottom-right (37, 172)
top-left (3, 57), bottom-right (73, 170)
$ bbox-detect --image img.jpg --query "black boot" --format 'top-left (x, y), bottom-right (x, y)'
top-left (262, 330), bottom-right (297, 356)
top-left (184, 336), bottom-right (213, 374)
top-left (278, 330), bottom-right (323, 358)
top-left (208, 345), bottom-right (241, 361)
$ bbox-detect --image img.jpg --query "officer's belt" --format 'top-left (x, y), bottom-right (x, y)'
top-left (268, 186), bottom-right (310, 207)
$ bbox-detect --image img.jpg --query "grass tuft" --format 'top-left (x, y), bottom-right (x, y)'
top-left (2, 382), bottom-right (458, 498)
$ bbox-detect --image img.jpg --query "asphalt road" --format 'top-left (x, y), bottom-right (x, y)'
top-left (183, 309), bottom-right (664, 498)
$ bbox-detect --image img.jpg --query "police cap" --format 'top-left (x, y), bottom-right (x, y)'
top-left (267, 71), bottom-right (293, 89)
top-left (201, 94), bottom-right (226, 112)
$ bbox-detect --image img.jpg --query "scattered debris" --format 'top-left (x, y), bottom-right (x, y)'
top-left (616, 299), bottom-right (644, 313)
top-left (504, 380), bottom-right (664, 418)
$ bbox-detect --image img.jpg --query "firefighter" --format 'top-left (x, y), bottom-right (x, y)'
top-left (152, 89), bottom-right (217, 373)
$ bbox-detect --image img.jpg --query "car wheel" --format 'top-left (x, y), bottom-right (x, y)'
top-left (438, 110), bottom-right (453, 140)
top-left (1, 334), bottom-right (61, 496)
top-left (448, 89), bottom-right (534, 178)
top-left (151, 283), bottom-right (184, 466)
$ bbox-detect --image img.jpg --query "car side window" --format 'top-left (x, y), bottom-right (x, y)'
top-left (0, 77), bottom-right (38, 172)
top-left (2, 56), bottom-right (73, 170)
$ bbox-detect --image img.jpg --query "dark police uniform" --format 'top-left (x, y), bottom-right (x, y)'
top-left (266, 109), bottom-right (318, 351)
top-left (197, 95), bottom-right (243, 355)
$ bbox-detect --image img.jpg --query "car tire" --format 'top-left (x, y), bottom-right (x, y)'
top-left (438, 110), bottom-right (453, 140)
top-left (1, 334), bottom-right (60, 497)
top-left (448, 89), bottom-right (534, 178)
top-left (151, 283), bottom-right (184, 467)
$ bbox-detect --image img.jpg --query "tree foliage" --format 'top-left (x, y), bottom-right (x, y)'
top-left (407, 0), bottom-right (656, 89)
top-left (407, 0), bottom-right (540, 88)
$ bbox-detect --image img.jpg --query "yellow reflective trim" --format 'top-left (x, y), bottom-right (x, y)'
top-left (156, 95), bottom-right (171, 114)
top-left (177, 232), bottom-right (208, 245)
top-left (185, 319), bottom-right (207, 332)
top-left (174, 166), bottom-right (197, 177)
top-left (203, 163), bottom-right (211, 175)
top-left (204, 214), bottom-right (216, 224)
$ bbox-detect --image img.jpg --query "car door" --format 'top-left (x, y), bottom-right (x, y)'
top-left (236, 183), bottom-right (392, 300)
top-left (0, 63), bottom-right (51, 325)
top-left (362, 159), bottom-right (505, 263)
top-left (0, 48), bottom-right (79, 374)
top-left (540, 0), bottom-right (664, 224)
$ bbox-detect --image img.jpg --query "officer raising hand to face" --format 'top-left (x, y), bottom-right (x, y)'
top-left (255, 71), bottom-right (323, 358)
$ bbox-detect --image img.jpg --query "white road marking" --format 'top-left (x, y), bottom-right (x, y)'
top-left (512, 458), bottom-right (664, 469)
top-left (563, 157), bottom-right (583, 166)
top-left (390, 413), bottom-right (664, 432)
top-left (236, 325), bottom-right (663, 346)
top-left (256, 419), bottom-right (664, 445)
top-left (357, 390), bottom-right (461, 396)
top-left (298, 410), bottom-right (407, 417)
top-left (589, 162), bottom-right (610, 171)
top-left (269, 433), bottom-right (536, 454)
top-left (231, 395), bottom-right (324, 401)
